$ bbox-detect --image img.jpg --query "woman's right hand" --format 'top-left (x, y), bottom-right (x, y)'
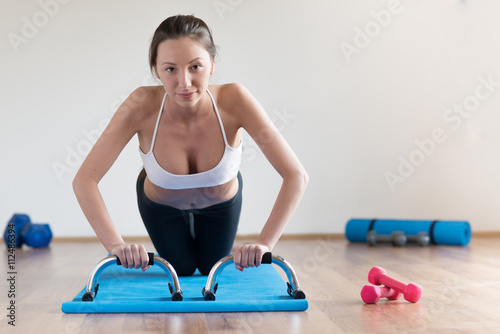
top-left (110, 243), bottom-right (151, 272)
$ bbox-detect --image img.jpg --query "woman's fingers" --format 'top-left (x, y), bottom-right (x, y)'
top-left (234, 243), bottom-right (270, 271)
top-left (111, 243), bottom-right (150, 271)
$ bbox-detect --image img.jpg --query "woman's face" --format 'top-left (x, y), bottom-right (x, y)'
top-left (155, 37), bottom-right (214, 108)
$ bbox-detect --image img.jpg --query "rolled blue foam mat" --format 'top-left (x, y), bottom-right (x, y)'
top-left (345, 218), bottom-right (471, 246)
top-left (61, 262), bottom-right (308, 313)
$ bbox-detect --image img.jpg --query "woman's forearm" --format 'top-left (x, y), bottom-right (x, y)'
top-left (256, 169), bottom-right (309, 250)
top-left (72, 178), bottom-right (125, 253)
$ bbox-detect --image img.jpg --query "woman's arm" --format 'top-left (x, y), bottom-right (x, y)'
top-left (72, 87), bottom-right (152, 270)
top-left (227, 83), bottom-right (309, 270)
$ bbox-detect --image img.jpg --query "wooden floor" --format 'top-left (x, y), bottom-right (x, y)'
top-left (3, 235), bottom-right (500, 334)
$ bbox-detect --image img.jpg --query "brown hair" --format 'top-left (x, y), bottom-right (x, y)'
top-left (149, 15), bottom-right (217, 73)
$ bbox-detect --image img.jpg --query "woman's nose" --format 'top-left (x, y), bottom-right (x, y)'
top-left (178, 70), bottom-right (192, 88)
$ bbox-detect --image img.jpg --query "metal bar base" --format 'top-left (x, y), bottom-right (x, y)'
top-left (82, 254), bottom-right (183, 301)
top-left (202, 252), bottom-right (305, 301)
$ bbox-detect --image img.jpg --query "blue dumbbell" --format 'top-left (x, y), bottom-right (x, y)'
top-left (21, 224), bottom-right (53, 248)
top-left (3, 214), bottom-right (53, 248)
top-left (3, 214), bottom-right (31, 248)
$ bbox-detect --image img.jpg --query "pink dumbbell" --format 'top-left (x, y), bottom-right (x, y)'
top-left (360, 285), bottom-right (402, 304)
top-left (368, 266), bottom-right (423, 303)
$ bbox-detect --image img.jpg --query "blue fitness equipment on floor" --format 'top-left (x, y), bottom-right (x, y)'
top-left (3, 214), bottom-right (31, 248)
top-left (345, 218), bottom-right (471, 246)
top-left (3, 213), bottom-right (52, 248)
top-left (62, 252), bottom-right (308, 313)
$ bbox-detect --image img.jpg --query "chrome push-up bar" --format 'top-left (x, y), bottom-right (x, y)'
top-left (202, 252), bottom-right (306, 301)
top-left (81, 253), bottom-right (183, 302)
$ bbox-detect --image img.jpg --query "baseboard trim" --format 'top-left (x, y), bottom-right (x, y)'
top-left (51, 236), bottom-right (151, 243)
top-left (472, 231), bottom-right (500, 237)
top-left (48, 231), bottom-right (500, 243)
top-left (51, 233), bottom-right (345, 243)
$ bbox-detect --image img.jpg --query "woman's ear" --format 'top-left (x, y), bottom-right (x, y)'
top-left (154, 66), bottom-right (160, 79)
top-left (210, 62), bottom-right (215, 75)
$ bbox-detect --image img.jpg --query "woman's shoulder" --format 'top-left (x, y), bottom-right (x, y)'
top-left (209, 83), bottom-right (252, 112)
top-left (127, 85), bottom-right (164, 111)
top-left (209, 82), bottom-right (247, 97)
top-left (118, 85), bottom-right (164, 121)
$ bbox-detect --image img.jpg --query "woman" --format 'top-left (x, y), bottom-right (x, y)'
top-left (73, 15), bottom-right (308, 276)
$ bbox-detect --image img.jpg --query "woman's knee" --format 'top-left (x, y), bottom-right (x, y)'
top-left (197, 260), bottom-right (215, 276)
top-left (175, 264), bottom-right (197, 277)
top-left (161, 254), bottom-right (197, 276)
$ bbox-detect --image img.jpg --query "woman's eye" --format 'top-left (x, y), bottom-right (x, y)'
top-left (166, 67), bottom-right (175, 72)
top-left (192, 64), bottom-right (201, 70)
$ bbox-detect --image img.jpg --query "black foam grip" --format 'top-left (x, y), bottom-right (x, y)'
top-left (261, 252), bottom-right (273, 264)
top-left (116, 252), bottom-right (155, 266)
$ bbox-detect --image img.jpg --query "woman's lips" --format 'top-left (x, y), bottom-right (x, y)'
top-left (177, 91), bottom-right (196, 99)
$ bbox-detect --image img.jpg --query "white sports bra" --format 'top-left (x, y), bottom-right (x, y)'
top-left (139, 89), bottom-right (242, 190)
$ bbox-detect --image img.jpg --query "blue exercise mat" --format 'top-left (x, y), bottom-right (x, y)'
top-left (345, 218), bottom-right (471, 246)
top-left (61, 262), bottom-right (308, 313)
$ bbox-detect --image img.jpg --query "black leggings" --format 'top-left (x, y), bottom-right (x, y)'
top-left (136, 169), bottom-right (242, 276)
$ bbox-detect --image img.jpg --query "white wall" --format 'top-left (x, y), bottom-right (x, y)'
top-left (1, 0), bottom-right (500, 238)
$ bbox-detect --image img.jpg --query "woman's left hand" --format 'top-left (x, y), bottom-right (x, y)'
top-left (233, 242), bottom-right (271, 272)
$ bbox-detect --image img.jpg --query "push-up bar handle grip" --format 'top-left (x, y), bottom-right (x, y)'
top-left (261, 252), bottom-right (272, 264)
top-left (115, 252), bottom-right (155, 266)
